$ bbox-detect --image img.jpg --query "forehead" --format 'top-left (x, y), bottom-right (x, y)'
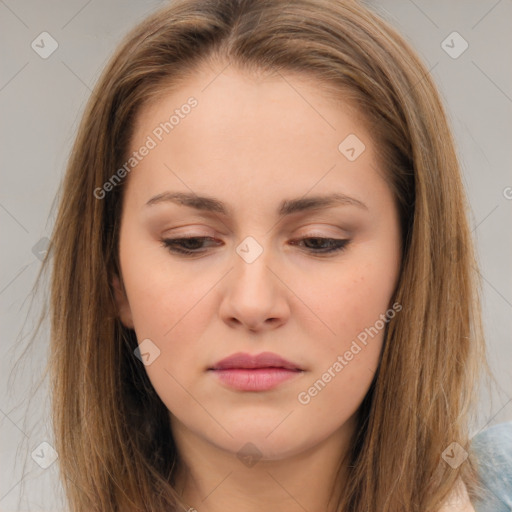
top-left (124, 63), bottom-right (385, 211)
top-left (131, 62), bottom-right (368, 150)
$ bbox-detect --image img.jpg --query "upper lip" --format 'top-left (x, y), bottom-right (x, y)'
top-left (209, 352), bottom-right (302, 371)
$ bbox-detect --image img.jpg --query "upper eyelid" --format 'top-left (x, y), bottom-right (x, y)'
top-left (163, 233), bottom-right (347, 241)
top-left (161, 223), bottom-right (351, 236)
top-left (149, 211), bottom-right (358, 237)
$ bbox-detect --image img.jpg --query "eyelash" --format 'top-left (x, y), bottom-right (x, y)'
top-left (159, 236), bottom-right (350, 256)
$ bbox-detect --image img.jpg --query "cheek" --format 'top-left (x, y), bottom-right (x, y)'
top-left (289, 264), bottom-right (393, 441)
top-left (299, 251), bottom-right (399, 354)
top-left (121, 260), bottom-right (219, 425)
top-left (291, 245), bottom-right (399, 405)
top-left (119, 229), bottom-right (216, 340)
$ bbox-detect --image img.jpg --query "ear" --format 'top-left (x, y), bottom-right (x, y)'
top-left (112, 274), bottom-right (134, 329)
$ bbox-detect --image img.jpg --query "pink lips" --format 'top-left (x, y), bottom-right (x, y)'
top-left (208, 352), bottom-right (303, 391)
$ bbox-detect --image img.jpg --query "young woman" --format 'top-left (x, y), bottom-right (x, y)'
top-left (44, 0), bottom-right (511, 510)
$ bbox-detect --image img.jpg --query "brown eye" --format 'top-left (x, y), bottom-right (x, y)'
top-left (290, 237), bottom-right (350, 254)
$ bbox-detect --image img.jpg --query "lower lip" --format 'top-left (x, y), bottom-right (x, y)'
top-left (210, 368), bottom-right (302, 391)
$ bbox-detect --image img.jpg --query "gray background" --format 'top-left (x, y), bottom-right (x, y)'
top-left (1, 0), bottom-right (511, 510)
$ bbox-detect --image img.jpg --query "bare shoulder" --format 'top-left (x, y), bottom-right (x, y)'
top-left (437, 478), bottom-right (476, 512)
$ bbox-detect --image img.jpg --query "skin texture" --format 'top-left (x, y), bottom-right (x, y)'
top-left (113, 62), bottom-right (403, 511)
top-left (439, 479), bottom-right (476, 512)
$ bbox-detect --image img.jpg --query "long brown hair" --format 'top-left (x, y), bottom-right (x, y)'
top-left (43, 0), bottom-right (488, 510)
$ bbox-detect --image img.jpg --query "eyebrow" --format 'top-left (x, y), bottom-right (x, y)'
top-left (145, 191), bottom-right (368, 216)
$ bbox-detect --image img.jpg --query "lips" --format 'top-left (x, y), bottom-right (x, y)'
top-left (208, 352), bottom-right (304, 392)
top-left (209, 352), bottom-right (302, 371)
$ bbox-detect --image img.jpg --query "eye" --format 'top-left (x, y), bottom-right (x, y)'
top-left (289, 236), bottom-right (350, 255)
top-left (160, 236), bottom-right (350, 256)
top-left (160, 236), bottom-right (219, 255)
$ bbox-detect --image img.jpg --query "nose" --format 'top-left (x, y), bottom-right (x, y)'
top-left (218, 241), bottom-right (290, 333)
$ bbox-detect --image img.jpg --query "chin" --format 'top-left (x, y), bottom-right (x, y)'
top-left (207, 420), bottom-right (319, 461)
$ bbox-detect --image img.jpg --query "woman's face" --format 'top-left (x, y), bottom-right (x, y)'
top-left (113, 64), bottom-right (402, 461)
